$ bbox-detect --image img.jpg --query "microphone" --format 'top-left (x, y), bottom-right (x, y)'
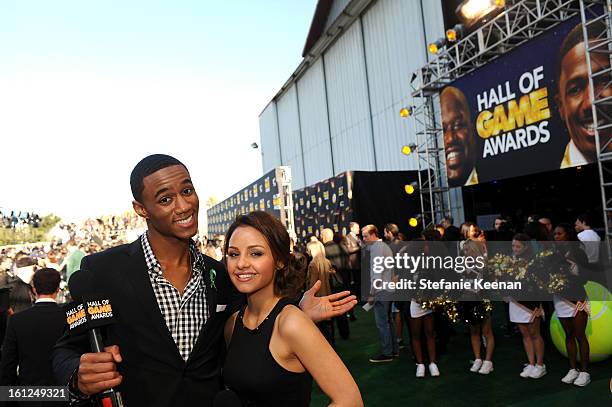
top-left (66, 270), bottom-right (125, 407)
top-left (67, 269), bottom-right (92, 300)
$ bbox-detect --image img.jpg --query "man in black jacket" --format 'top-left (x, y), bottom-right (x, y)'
top-left (1, 267), bottom-right (66, 387)
top-left (340, 222), bottom-right (362, 309)
top-left (52, 154), bottom-right (356, 407)
top-left (321, 228), bottom-right (350, 339)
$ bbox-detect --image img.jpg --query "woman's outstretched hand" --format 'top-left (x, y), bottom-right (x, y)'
top-left (299, 280), bottom-right (358, 323)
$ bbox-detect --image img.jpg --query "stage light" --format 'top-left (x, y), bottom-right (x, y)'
top-left (409, 218), bottom-right (418, 227)
top-left (401, 144), bottom-right (416, 155)
top-left (428, 38), bottom-right (446, 54)
top-left (404, 181), bottom-right (418, 195)
top-left (399, 107), bottom-right (413, 118)
top-left (457, 0), bottom-right (505, 26)
top-left (446, 24), bottom-right (465, 42)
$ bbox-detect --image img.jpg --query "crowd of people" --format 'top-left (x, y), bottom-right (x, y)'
top-left (0, 210), bottom-right (42, 229)
top-left (0, 151), bottom-right (600, 405)
top-left (0, 213), bottom-right (148, 327)
top-left (292, 213), bottom-right (602, 389)
top-left (0, 187), bottom-right (606, 403)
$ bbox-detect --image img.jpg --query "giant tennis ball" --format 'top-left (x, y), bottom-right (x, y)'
top-left (549, 281), bottom-right (612, 362)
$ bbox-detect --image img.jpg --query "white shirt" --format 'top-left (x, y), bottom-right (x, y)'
top-left (561, 141), bottom-right (590, 169)
top-left (35, 298), bottom-right (57, 304)
top-left (577, 229), bottom-right (601, 263)
top-left (465, 167), bottom-right (479, 186)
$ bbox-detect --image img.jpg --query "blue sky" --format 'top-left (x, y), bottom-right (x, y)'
top-left (0, 0), bottom-right (316, 220)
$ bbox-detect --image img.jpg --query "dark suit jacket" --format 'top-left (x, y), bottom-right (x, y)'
top-left (341, 234), bottom-right (361, 270)
top-left (52, 240), bottom-right (242, 407)
top-left (0, 301), bottom-right (66, 385)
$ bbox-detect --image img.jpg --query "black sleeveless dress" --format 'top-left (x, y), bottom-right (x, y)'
top-left (222, 298), bottom-right (313, 406)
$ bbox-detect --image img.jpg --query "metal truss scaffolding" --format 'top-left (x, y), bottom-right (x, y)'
top-left (275, 166), bottom-right (297, 241)
top-left (580, 0), bottom-right (612, 253)
top-left (410, 0), bottom-right (582, 229)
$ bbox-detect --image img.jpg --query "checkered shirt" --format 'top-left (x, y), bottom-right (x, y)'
top-left (141, 233), bottom-right (209, 361)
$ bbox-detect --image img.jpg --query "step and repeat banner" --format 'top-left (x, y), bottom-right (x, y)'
top-left (208, 170), bottom-right (354, 241)
top-left (293, 172), bottom-right (353, 242)
top-left (207, 168), bottom-right (282, 236)
top-left (442, 8), bottom-right (608, 187)
top-left (208, 170), bottom-right (423, 242)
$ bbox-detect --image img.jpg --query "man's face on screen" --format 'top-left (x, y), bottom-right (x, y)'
top-left (557, 42), bottom-right (612, 161)
top-left (442, 90), bottom-right (475, 185)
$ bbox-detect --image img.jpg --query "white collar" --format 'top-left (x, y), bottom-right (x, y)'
top-left (35, 298), bottom-right (57, 304)
top-left (568, 141), bottom-right (589, 166)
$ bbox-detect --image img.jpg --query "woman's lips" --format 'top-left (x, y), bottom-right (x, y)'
top-left (234, 273), bottom-right (257, 282)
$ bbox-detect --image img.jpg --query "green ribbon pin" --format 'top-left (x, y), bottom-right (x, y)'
top-left (209, 268), bottom-right (217, 290)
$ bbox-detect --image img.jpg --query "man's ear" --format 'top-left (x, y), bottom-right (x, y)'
top-left (132, 200), bottom-right (148, 219)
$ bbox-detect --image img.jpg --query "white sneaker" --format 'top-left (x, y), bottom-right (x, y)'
top-left (529, 364), bottom-right (547, 379)
top-left (561, 369), bottom-right (579, 384)
top-left (519, 364), bottom-right (534, 378)
top-left (574, 371), bottom-right (591, 387)
top-left (470, 359), bottom-right (483, 372)
top-left (478, 360), bottom-right (494, 375)
top-left (415, 364), bottom-right (425, 378)
top-left (429, 362), bottom-right (440, 377)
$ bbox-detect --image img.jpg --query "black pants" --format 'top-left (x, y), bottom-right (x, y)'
top-left (335, 314), bottom-right (350, 340)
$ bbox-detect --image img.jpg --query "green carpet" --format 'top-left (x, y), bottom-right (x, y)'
top-left (310, 305), bottom-right (612, 406)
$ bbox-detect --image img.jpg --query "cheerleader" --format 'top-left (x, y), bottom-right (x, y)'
top-left (552, 223), bottom-right (591, 387)
top-left (461, 239), bottom-right (494, 374)
top-left (400, 236), bottom-right (439, 378)
top-left (509, 234), bottom-right (546, 379)
top-left (409, 300), bottom-right (438, 378)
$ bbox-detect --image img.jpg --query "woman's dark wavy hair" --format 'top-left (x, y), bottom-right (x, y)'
top-left (554, 223), bottom-right (579, 241)
top-left (223, 211), bottom-right (306, 298)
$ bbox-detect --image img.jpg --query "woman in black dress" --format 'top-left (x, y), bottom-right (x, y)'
top-left (220, 211), bottom-right (363, 406)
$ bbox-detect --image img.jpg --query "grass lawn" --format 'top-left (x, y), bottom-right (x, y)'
top-left (310, 304), bottom-right (612, 406)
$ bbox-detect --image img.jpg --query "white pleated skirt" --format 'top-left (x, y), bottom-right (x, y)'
top-left (509, 301), bottom-right (543, 323)
top-left (410, 300), bottom-right (433, 318)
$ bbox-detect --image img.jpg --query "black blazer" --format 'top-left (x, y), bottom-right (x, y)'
top-left (52, 240), bottom-right (242, 407)
top-left (0, 301), bottom-right (66, 385)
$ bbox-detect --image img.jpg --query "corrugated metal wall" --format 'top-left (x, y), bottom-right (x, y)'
top-left (325, 0), bottom-right (351, 32)
top-left (258, 0), bottom-right (453, 205)
top-left (276, 85), bottom-right (306, 189)
top-left (259, 102), bottom-right (281, 173)
top-left (296, 58), bottom-right (335, 186)
top-left (421, 0), bottom-right (446, 54)
top-left (362, 0), bottom-right (428, 171)
top-left (324, 21), bottom-right (376, 173)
